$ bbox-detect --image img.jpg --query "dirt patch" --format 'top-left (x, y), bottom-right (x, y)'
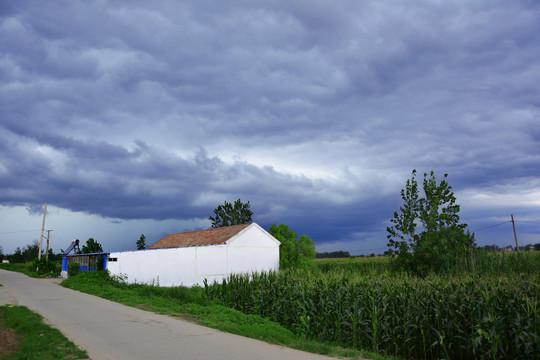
top-left (0, 310), bottom-right (21, 356)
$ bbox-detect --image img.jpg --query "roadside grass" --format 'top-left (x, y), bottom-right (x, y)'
top-left (0, 305), bottom-right (88, 360)
top-left (0, 261), bottom-right (60, 278)
top-left (0, 263), bottom-right (37, 277)
top-left (61, 271), bottom-right (388, 360)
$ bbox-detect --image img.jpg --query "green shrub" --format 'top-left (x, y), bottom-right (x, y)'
top-left (68, 262), bottom-right (81, 277)
top-left (97, 255), bottom-right (105, 270)
top-left (28, 258), bottom-right (60, 277)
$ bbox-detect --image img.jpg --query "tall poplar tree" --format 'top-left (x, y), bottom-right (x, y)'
top-left (386, 170), bottom-right (476, 275)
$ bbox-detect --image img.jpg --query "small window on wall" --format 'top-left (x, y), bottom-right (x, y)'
top-left (108, 257), bottom-right (118, 262)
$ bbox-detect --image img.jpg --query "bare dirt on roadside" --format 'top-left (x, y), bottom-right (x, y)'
top-left (0, 310), bottom-right (21, 357)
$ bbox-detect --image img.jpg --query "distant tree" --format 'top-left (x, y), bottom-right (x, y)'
top-left (11, 247), bottom-right (23, 263)
top-left (386, 170), bottom-right (476, 276)
top-left (269, 224), bottom-right (316, 270)
top-left (482, 244), bottom-right (501, 252)
top-left (136, 234), bottom-right (147, 250)
top-left (0, 245), bottom-right (3, 261)
top-left (5, 242), bottom-right (41, 263)
top-left (21, 241), bottom-right (40, 262)
top-left (46, 248), bottom-right (62, 262)
top-left (81, 238), bottom-right (103, 254)
top-left (316, 251), bottom-right (351, 259)
top-left (209, 199), bottom-right (253, 228)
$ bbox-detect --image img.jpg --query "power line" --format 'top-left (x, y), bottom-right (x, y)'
top-left (516, 220), bottom-right (540, 225)
top-left (472, 221), bottom-right (511, 233)
top-left (0, 229), bottom-right (41, 235)
top-left (470, 218), bottom-right (540, 233)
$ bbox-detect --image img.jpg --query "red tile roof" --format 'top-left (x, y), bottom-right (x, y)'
top-left (148, 223), bottom-right (252, 249)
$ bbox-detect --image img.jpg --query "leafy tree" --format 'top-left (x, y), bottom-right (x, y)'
top-left (386, 170), bottom-right (476, 276)
top-left (269, 224), bottom-right (316, 270)
top-left (209, 199), bottom-right (253, 228)
top-left (21, 241), bottom-right (40, 262)
top-left (11, 247), bottom-right (23, 263)
top-left (5, 241), bottom-right (44, 264)
top-left (136, 234), bottom-right (147, 250)
top-left (46, 248), bottom-right (62, 262)
top-left (80, 238), bottom-right (103, 254)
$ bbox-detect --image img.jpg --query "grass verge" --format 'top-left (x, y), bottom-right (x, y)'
top-left (0, 261), bottom-right (60, 278)
top-left (0, 305), bottom-right (88, 360)
top-left (61, 271), bottom-right (390, 360)
top-left (0, 263), bottom-right (38, 278)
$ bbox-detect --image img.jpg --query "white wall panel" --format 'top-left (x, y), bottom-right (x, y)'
top-left (228, 246), bottom-right (279, 274)
top-left (196, 246), bottom-right (228, 276)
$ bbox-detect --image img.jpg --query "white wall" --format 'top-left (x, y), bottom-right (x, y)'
top-left (227, 224), bottom-right (280, 274)
top-left (107, 224), bottom-right (280, 287)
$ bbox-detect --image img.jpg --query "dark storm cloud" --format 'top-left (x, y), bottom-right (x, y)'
top-left (1, 0), bottom-right (539, 251)
top-left (1, 117), bottom-right (361, 224)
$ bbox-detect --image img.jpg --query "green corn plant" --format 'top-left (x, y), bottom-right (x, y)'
top-left (203, 259), bottom-right (539, 360)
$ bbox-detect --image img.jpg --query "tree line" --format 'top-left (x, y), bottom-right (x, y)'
top-left (2, 170), bottom-right (499, 276)
top-left (0, 237), bottom-right (106, 263)
top-left (0, 241), bottom-right (63, 263)
top-left (316, 251), bottom-right (351, 258)
top-left (482, 243), bottom-right (540, 252)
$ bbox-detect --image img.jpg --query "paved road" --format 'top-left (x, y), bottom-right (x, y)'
top-left (0, 270), bottom-right (338, 360)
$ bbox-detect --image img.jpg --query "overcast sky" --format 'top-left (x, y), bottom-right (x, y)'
top-left (1, 0), bottom-right (539, 255)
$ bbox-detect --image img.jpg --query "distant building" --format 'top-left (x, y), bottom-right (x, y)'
top-left (61, 253), bottom-right (108, 278)
top-left (60, 239), bottom-right (108, 278)
top-left (104, 223), bottom-right (280, 287)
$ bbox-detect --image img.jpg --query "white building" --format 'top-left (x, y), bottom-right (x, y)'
top-left (106, 223), bottom-right (280, 287)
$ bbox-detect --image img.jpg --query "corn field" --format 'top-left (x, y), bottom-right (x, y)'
top-left (205, 253), bottom-right (540, 360)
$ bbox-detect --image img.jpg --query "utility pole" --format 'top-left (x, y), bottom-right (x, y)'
top-left (511, 214), bottom-right (519, 252)
top-left (46, 230), bottom-right (52, 261)
top-left (38, 203), bottom-right (47, 260)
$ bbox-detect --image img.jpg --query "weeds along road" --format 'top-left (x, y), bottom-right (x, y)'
top-left (0, 270), bottom-right (337, 360)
